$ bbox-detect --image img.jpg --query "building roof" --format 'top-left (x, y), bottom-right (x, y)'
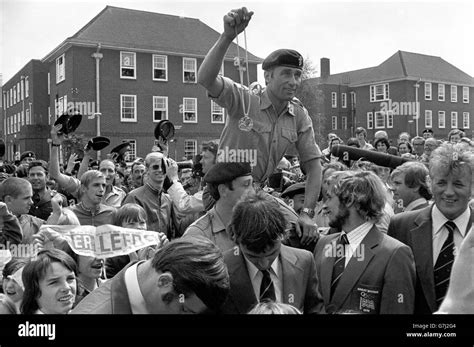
top-left (43, 6), bottom-right (262, 63)
top-left (309, 50), bottom-right (474, 87)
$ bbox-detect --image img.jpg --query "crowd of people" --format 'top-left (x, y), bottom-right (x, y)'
top-left (0, 6), bottom-right (472, 316)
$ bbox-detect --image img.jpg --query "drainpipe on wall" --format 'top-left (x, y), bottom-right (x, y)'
top-left (91, 44), bottom-right (103, 160)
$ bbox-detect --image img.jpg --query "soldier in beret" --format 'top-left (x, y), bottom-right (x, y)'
top-left (197, 7), bottom-right (323, 246)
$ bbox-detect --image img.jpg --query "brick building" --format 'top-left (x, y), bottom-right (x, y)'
top-left (299, 51), bottom-right (474, 147)
top-left (3, 6), bottom-right (262, 162)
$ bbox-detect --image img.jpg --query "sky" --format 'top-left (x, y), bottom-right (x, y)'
top-left (1, 0), bottom-right (474, 85)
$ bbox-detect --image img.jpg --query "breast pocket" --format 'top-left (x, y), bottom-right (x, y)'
top-left (281, 127), bottom-right (298, 144)
top-left (349, 284), bottom-right (381, 314)
top-left (251, 120), bottom-right (272, 148)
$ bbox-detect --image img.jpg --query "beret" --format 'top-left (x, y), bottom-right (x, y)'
top-left (54, 113), bottom-right (82, 135)
top-left (204, 162), bottom-right (252, 184)
top-left (280, 182), bottom-right (306, 199)
top-left (262, 49), bottom-right (304, 71)
top-left (20, 151), bottom-right (36, 162)
top-left (86, 136), bottom-right (111, 151)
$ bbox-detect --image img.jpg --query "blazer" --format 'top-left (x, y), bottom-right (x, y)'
top-left (388, 205), bottom-right (474, 314)
top-left (70, 264), bottom-right (133, 314)
top-left (314, 225), bottom-right (416, 314)
top-left (220, 245), bottom-right (325, 314)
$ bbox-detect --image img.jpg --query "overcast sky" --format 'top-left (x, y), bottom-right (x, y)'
top-left (1, 0), bottom-right (473, 84)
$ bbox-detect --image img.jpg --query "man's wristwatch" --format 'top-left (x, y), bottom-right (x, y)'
top-left (300, 207), bottom-right (315, 219)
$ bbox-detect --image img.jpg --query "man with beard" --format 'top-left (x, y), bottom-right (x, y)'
top-left (123, 152), bottom-right (176, 239)
top-left (313, 171), bottom-right (416, 314)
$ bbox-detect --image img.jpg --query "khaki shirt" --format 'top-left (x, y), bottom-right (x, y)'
top-left (211, 76), bottom-right (322, 183)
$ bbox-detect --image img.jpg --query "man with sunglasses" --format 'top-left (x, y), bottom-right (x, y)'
top-left (123, 152), bottom-right (177, 240)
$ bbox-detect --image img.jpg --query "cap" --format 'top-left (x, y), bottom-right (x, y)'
top-left (204, 162), bottom-right (252, 184)
top-left (86, 136), bottom-right (111, 151)
top-left (0, 163), bottom-right (16, 175)
top-left (423, 129), bottom-right (434, 134)
top-left (20, 151), bottom-right (36, 162)
top-left (154, 120), bottom-right (175, 142)
top-left (262, 49), bottom-right (304, 71)
top-left (110, 142), bottom-right (131, 162)
top-left (280, 182), bottom-right (306, 199)
top-left (201, 140), bottom-right (219, 157)
top-left (54, 113), bottom-right (82, 135)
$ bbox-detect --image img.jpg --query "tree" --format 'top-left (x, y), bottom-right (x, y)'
top-left (297, 81), bottom-right (327, 147)
top-left (302, 56), bottom-right (318, 80)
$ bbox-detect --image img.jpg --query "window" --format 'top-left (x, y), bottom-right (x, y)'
top-left (331, 92), bottom-right (337, 108)
top-left (367, 112), bottom-right (374, 129)
top-left (56, 54), bottom-right (65, 83)
top-left (3, 93), bottom-right (5, 110)
top-left (183, 58), bottom-right (197, 83)
top-left (17, 83), bottom-right (20, 102)
top-left (424, 82), bottom-right (431, 100)
top-left (463, 86), bottom-right (469, 103)
top-left (26, 109), bottom-right (31, 125)
top-left (331, 116), bottom-right (337, 130)
top-left (120, 95), bottom-right (137, 122)
top-left (183, 98), bottom-right (197, 123)
top-left (211, 101), bottom-right (225, 124)
top-left (451, 111), bottom-right (458, 128)
top-left (438, 84), bottom-right (445, 101)
top-left (184, 140), bottom-right (197, 159)
top-left (21, 110), bottom-right (24, 126)
top-left (153, 55), bottom-right (167, 81)
top-left (17, 113), bottom-right (21, 132)
top-left (13, 114), bottom-right (16, 133)
top-left (120, 52), bottom-right (136, 79)
top-left (20, 81), bottom-right (24, 101)
top-left (122, 139), bottom-right (136, 162)
top-left (6, 91), bottom-right (9, 108)
top-left (13, 86), bottom-right (17, 104)
top-left (425, 110), bottom-right (432, 128)
top-left (375, 111), bottom-right (385, 128)
top-left (342, 116), bottom-right (347, 130)
top-left (350, 91), bottom-right (356, 107)
top-left (370, 83), bottom-right (389, 102)
top-left (341, 93), bottom-right (347, 108)
top-left (451, 85), bottom-right (457, 102)
top-left (25, 77), bottom-right (29, 98)
top-left (438, 111), bottom-right (445, 129)
top-left (55, 95), bottom-right (67, 116)
top-left (48, 107), bottom-right (51, 125)
top-left (386, 111), bottom-right (393, 128)
top-left (47, 73), bottom-right (50, 95)
top-left (10, 89), bottom-right (13, 106)
top-left (153, 96), bottom-right (168, 122)
top-left (463, 112), bottom-right (470, 129)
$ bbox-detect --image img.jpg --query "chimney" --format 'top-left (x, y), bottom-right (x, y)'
top-left (321, 58), bottom-right (330, 79)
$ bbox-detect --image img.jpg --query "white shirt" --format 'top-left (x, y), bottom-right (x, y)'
top-left (244, 255), bottom-right (282, 303)
top-left (431, 205), bottom-right (469, 264)
top-left (343, 221), bottom-right (374, 267)
top-left (124, 261), bottom-right (148, 314)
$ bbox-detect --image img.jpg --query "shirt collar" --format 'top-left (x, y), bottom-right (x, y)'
top-left (405, 198), bottom-right (428, 212)
top-left (124, 261), bottom-right (149, 314)
top-left (243, 252), bottom-right (280, 281)
top-left (259, 89), bottom-right (294, 116)
top-left (344, 221), bottom-right (374, 245)
top-left (209, 207), bottom-right (226, 234)
top-left (432, 204), bottom-right (469, 237)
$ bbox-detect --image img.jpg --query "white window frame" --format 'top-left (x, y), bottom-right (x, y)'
top-left (17, 82), bottom-right (20, 102)
top-left (331, 92), bottom-right (337, 108)
top-left (56, 54), bottom-right (65, 83)
top-left (438, 111), bottom-right (445, 129)
top-left (21, 110), bottom-right (24, 126)
top-left (120, 94), bottom-right (137, 122)
top-left (387, 111), bottom-right (393, 128)
top-left (183, 57), bottom-right (197, 83)
top-left (438, 83), bottom-right (445, 101)
top-left (367, 112), bottom-right (374, 129)
top-left (13, 114), bottom-right (17, 133)
top-left (424, 82), bottom-right (432, 100)
top-left (26, 109), bottom-right (31, 125)
top-left (48, 107), bottom-right (51, 125)
top-left (451, 111), bottom-right (458, 128)
top-left (20, 81), bottom-right (24, 101)
top-left (10, 89), bottom-right (13, 106)
top-left (2, 93), bottom-right (5, 110)
top-left (451, 85), bottom-right (457, 102)
top-left (47, 73), bottom-right (50, 95)
top-left (370, 83), bottom-right (389, 102)
top-left (211, 100), bottom-right (225, 124)
top-left (183, 97), bottom-right (197, 123)
top-left (120, 51), bottom-right (136, 79)
top-left (13, 86), bottom-right (17, 105)
top-left (375, 111), bottom-right (385, 129)
top-left (425, 110), bottom-right (432, 128)
top-left (122, 139), bottom-right (136, 162)
top-left (463, 112), bottom-right (470, 129)
top-left (6, 91), bottom-right (9, 108)
top-left (184, 139), bottom-right (197, 159)
top-left (341, 93), bottom-right (347, 108)
top-left (331, 116), bottom-right (337, 130)
top-left (25, 77), bottom-right (29, 98)
top-left (152, 55), bottom-right (168, 81)
top-left (342, 116), bottom-right (347, 130)
top-left (153, 96), bottom-right (168, 122)
top-left (463, 86), bottom-right (469, 103)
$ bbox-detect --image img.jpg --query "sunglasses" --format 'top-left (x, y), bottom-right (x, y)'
top-left (150, 164), bottom-right (163, 171)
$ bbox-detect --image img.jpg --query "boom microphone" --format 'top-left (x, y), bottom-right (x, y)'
top-left (331, 145), bottom-right (411, 169)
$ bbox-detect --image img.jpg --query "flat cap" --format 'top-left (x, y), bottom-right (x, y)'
top-left (204, 162), bottom-right (252, 184)
top-left (86, 136), bottom-right (111, 151)
top-left (280, 182), bottom-right (306, 199)
top-left (20, 151), bottom-right (36, 162)
top-left (262, 49), bottom-right (304, 71)
top-left (54, 113), bottom-right (82, 135)
top-left (110, 142), bottom-right (131, 162)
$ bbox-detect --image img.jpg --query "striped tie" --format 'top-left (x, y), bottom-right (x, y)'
top-left (259, 269), bottom-right (276, 302)
top-left (434, 221), bottom-right (456, 307)
top-left (330, 233), bottom-right (349, 298)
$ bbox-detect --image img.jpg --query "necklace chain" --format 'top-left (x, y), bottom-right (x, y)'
top-left (235, 28), bottom-right (252, 117)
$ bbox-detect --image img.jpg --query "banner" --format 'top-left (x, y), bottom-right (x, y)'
top-left (39, 224), bottom-right (162, 258)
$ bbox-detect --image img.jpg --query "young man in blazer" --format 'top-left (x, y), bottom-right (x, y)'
top-left (314, 171), bottom-right (416, 314)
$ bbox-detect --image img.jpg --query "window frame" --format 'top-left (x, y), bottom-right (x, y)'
top-left (120, 94), bottom-right (137, 122)
top-left (183, 97), bottom-right (198, 123)
top-left (56, 54), bottom-right (65, 84)
top-left (211, 100), bottom-right (225, 124)
top-left (153, 96), bottom-right (168, 122)
top-left (183, 57), bottom-right (197, 84)
top-left (120, 51), bottom-right (137, 80)
top-left (425, 110), bottom-right (432, 128)
top-left (152, 54), bottom-right (168, 81)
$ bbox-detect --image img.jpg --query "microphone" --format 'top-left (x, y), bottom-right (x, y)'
top-left (331, 145), bottom-right (411, 169)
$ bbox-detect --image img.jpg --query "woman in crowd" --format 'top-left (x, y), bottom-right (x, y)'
top-left (0, 257), bottom-right (29, 314)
